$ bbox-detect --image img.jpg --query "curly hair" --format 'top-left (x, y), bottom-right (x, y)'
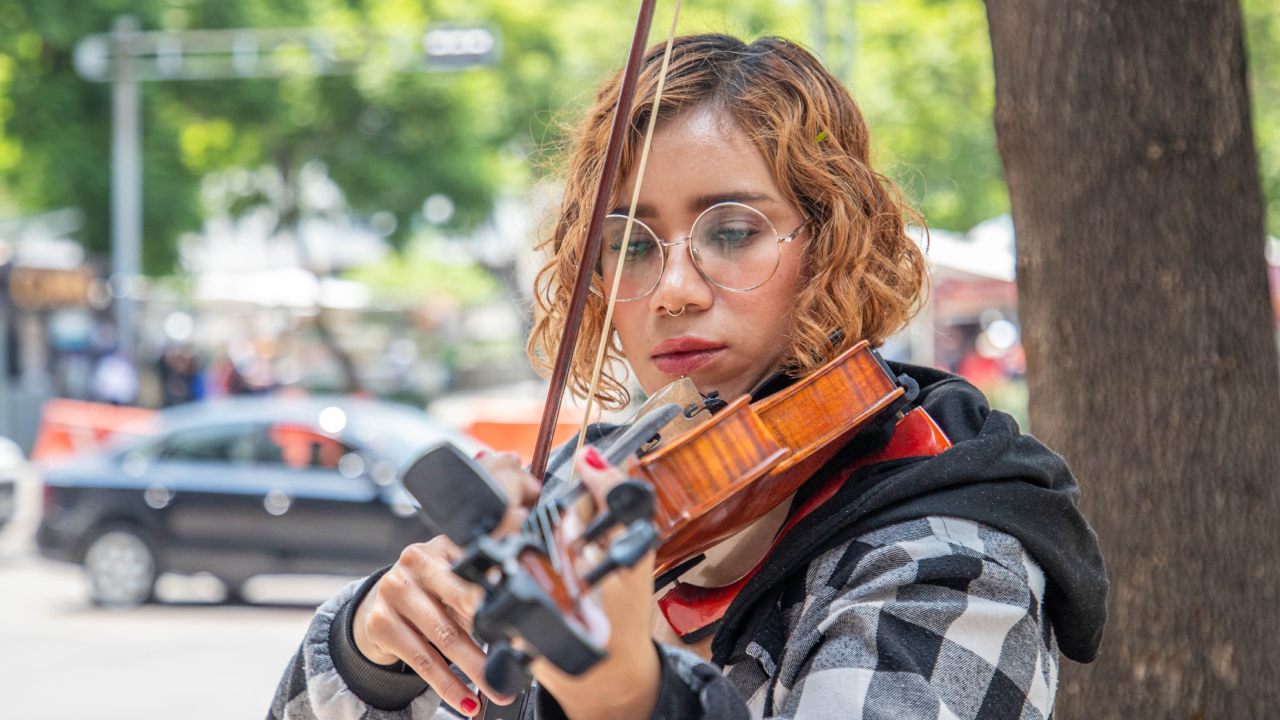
top-left (527, 34), bottom-right (928, 410)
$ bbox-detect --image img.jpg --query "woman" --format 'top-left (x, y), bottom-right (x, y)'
top-left (270, 34), bottom-right (1107, 720)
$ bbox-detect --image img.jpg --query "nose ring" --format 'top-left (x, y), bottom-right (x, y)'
top-left (665, 305), bottom-right (686, 317)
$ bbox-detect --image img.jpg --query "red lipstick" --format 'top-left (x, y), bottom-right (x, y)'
top-left (650, 336), bottom-right (726, 376)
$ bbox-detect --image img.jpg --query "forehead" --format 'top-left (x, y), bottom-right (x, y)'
top-left (649, 104), bottom-right (757, 165)
top-left (619, 104), bottom-right (782, 215)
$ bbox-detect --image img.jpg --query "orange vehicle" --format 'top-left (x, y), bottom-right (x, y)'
top-left (31, 398), bottom-right (160, 463)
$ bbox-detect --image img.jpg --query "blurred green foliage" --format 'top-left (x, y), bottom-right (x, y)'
top-left (850, 0), bottom-right (1005, 235)
top-left (1244, 0), bottom-right (1279, 240)
top-left (0, 0), bottom-right (1275, 278)
top-left (345, 237), bottom-right (501, 305)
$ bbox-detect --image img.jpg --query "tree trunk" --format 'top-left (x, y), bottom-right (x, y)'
top-left (984, 1), bottom-right (1280, 717)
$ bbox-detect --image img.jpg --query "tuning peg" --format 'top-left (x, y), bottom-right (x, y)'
top-left (584, 520), bottom-right (658, 586)
top-left (581, 480), bottom-right (656, 544)
top-left (485, 642), bottom-right (534, 697)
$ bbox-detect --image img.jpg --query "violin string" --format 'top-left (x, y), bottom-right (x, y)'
top-left (546, 459), bottom-right (587, 506)
top-left (571, 0), bottom-right (684, 483)
top-left (536, 498), bottom-right (563, 573)
top-left (524, 493), bottom-right (546, 537)
top-left (550, 479), bottom-right (586, 512)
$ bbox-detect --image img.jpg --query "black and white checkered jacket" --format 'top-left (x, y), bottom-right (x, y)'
top-left (270, 516), bottom-right (1057, 719)
top-left (269, 363), bottom-right (1105, 720)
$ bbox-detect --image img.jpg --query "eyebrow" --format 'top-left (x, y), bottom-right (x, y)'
top-left (610, 191), bottom-right (776, 218)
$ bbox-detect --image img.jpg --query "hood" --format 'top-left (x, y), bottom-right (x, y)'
top-left (713, 362), bottom-right (1109, 665)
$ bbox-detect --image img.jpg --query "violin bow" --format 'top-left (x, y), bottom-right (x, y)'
top-left (478, 13), bottom-right (681, 717)
top-left (529, 0), bottom-right (683, 481)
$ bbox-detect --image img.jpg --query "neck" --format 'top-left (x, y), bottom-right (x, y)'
top-left (669, 493), bottom-right (794, 587)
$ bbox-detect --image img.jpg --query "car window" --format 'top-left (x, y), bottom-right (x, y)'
top-left (346, 408), bottom-right (476, 469)
top-left (259, 423), bottom-right (358, 472)
top-left (159, 424), bottom-right (258, 465)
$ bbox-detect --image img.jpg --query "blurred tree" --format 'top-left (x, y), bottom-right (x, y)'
top-left (1244, 0), bottom-right (1280, 237)
top-left (0, 0), bottom-right (1274, 276)
top-left (0, 0), bottom-right (513, 273)
top-left (987, 0), bottom-right (1280, 716)
top-left (0, 0), bottom-right (805, 274)
top-left (853, 0), bottom-right (1007, 233)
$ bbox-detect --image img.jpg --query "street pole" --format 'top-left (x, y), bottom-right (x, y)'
top-left (110, 16), bottom-right (142, 360)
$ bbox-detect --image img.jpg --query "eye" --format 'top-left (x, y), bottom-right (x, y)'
top-left (625, 237), bottom-right (657, 259)
top-left (705, 222), bottom-right (763, 251)
top-left (606, 236), bottom-right (656, 260)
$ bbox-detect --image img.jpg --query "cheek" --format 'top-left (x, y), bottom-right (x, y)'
top-left (741, 270), bottom-right (804, 334)
top-left (738, 297), bottom-right (793, 345)
top-left (608, 305), bottom-right (649, 367)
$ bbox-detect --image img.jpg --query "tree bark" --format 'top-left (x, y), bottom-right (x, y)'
top-left (984, 1), bottom-right (1280, 716)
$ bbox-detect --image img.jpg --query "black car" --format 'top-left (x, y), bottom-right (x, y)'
top-left (37, 395), bottom-right (477, 606)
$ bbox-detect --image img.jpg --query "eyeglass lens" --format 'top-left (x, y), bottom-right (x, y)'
top-left (600, 203), bottom-right (784, 300)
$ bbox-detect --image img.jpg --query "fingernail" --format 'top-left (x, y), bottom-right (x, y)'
top-left (584, 446), bottom-right (607, 470)
top-left (474, 450), bottom-right (488, 460)
top-left (461, 697), bottom-right (478, 714)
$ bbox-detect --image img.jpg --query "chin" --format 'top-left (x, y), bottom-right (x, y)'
top-left (692, 373), bottom-right (745, 400)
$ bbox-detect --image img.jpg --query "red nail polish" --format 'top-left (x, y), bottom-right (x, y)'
top-left (584, 447), bottom-right (607, 470)
top-left (461, 698), bottom-right (478, 714)
top-left (474, 450), bottom-right (488, 460)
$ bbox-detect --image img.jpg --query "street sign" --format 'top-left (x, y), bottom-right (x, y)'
top-left (73, 25), bottom-right (500, 82)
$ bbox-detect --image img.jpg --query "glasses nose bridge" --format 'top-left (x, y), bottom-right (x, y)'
top-left (656, 228), bottom-right (702, 278)
top-left (660, 235), bottom-right (690, 247)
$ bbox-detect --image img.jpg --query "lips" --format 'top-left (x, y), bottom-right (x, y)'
top-left (651, 336), bottom-right (726, 376)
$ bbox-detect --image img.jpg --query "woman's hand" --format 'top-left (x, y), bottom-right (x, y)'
top-left (532, 447), bottom-right (662, 720)
top-left (351, 451), bottom-right (538, 717)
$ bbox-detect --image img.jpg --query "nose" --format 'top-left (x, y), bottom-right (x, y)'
top-left (649, 239), bottom-right (713, 316)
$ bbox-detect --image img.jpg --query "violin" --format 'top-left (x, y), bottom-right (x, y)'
top-left (401, 339), bottom-right (948, 693)
top-left (624, 339), bottom-right (905, 579)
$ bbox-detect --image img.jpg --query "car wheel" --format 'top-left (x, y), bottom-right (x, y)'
top-left (83, 524), bottom-right (158, 608)
top-left (219, 577), bottom-right (248, 605)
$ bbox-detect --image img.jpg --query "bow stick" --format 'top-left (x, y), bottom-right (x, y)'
top-left (530, 0), bottom-right (682, 480)
top-left (475, 8), bottom-right (682, 718)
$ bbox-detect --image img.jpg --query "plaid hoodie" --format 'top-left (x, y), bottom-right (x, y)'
top-left (269, 364), bottom-right (1106, 720)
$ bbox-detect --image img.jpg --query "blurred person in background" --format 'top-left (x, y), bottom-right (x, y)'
top-left (271, 34), bottom-right (1107, 720)
top-left (203, 347), bottom-right (248, 397)
top-left (89, 346), bottom-right (138, 406)
top-left (157, 344), bottom-right (204, 406)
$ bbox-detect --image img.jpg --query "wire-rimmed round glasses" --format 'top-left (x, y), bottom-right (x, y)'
top-left (598, 201), bottom-right (805, 302)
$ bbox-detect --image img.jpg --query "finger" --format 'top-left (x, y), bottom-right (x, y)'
top-left (495, 504), bottom-right (530, 537)
top-left (474, 462), bottom-right (538, 537)
top-left (371, 609), bottom-right (482, 716)
top-left (407, 538), bottom-right (484, 619)
top-left (384, 569), bottom-right (513, 704)
top-left (477, 451), bottom-right (541, 507)
top-left (445, 603), bottom-right (474, 636)
top-left (441, 605), bottom-right (524, 705)
top-left (574, 446), bottom-right (629, 506)
top-left (393, 544), bottom-right (521, 703)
